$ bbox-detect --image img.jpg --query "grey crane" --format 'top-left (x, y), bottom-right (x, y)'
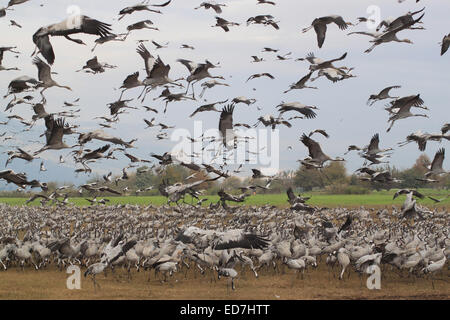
top-left (284, 72), bottom-right (318, 93)
top-left (32, 56), bottom-right (72, 100)
top-left (277, 102), bottom-right (318, 119)
top-left (4, 76), bottom-right (39, 98)
top-left (199, 79), bottom-right (229, 98)
top-left (212, 16), bottom-right (240, 32)
top-left (76, 56), bottom-right (116, 74)
top-left (302, 15), bottom-right (352, 48)
top-left (300, 133), bottom-right (344, 168)
top-left (118, 1), bottom-right (171, 20)
top-left (376, 7), bottom-right (425, 33)
top-left (425, 148), bottom-right (446, 178)
top-left (33, 15), bottom-right (114, 65)
top-left (386, 94), bottom-right (429, 132)
top-left (365, 13), bottom-right (424, 53)
top-left (125, 20), bottom-right (159, 39)
top-left (397, 130), bottom-right (445, 151)
top-left (219, 104), bottom-right (234, 147)
top-left (137, 43), bottom-right (183, 102)
top-left (195, 2), bottom-right (226, 14)
top-left (367, 86), bottom-right (401, 106)
top-left (189, 99), bottom-right (227, 118)
top-left (177, 58), bottom-right (221, 98)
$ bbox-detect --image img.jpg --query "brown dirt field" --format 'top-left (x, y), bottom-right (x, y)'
top-left (0, 263), bottom-right (448, 300)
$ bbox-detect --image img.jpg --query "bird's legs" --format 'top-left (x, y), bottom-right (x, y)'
top-left (386, 120), bottom-right (396, 132)
top-left (185, 80), bottom-right (192, 95)
top-left (64, 35), bottom-right (86, 46)
top-left (199, 87), bottom-right (207, 98)
top-left (119, 88), bottom-right (128, 100)
top-left (365, 43), bottom-right (378, 53)
top-left (140, 86), bottom-right (155, 103)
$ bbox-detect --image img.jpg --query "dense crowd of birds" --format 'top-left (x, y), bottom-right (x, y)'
top-left (0, 0), bottom-right (448, 293)
top-left (0, 199), bottom-right (448, 291)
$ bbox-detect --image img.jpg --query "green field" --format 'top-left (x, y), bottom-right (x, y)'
top-left (0, 189), bottom-right (448, 207)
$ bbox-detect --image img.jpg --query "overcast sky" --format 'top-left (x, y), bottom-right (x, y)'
top-left (0, 0), bottom-right (448, 189)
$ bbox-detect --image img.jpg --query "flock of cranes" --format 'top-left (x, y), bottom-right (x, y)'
top-left (0, 199), bottom-right (448, 292)
top-left (0, 0), bottom-right (448, 296)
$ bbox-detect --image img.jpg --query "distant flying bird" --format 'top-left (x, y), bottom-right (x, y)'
top-left (367, 86), bottom-right (401, 106)
top-left (277, 102), bottom-right (318, 119)
top-left (212, 16), bottom-right (240, 32)
top-left (118, 1), bottom-right (171, 20)
top-left (284, 72), bottom-right (317, 93)
top-left (257, 0), bottom-right (276, 5)
top-left (246, 73), bottom-right (274, 82)
top-left (4, 76), bottom-right (39, 97)
top-left (255, 114), bottom-right (291, 130)
top-left (178, 44), bottom-right (194, 51)
top-left (152, 40), bottom-right (169, 49)
top-left (251, 56), bottom-right (265, 63)
top-left (195, 2), bottom-right (226, 14)
top-left (189, 99), bottom-right (227, 118)
top-left (76, 56), bottom-right (116, 74)
top-left (302, 15), bottom-right (352, 48)
top-left (125, 20), bottom-right (159, 38)
top-left (9, 20), bottom-right (21, 28)
top-left (308, 129), bottom-right (329, 138)
top-left (232, 96), bottom-right (256, 105)
top-left (262, 47), bottom-right (278, 52)
top-left (440, 33), bottom-right (450, 56)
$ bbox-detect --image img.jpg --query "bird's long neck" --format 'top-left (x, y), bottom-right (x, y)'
top-left (56, 83), bottom-right (72, 91)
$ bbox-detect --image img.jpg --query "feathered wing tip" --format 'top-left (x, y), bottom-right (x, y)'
top-left (121, 240), bottom-right (137, 254)
top-left (244, 234), bottom-right (270, 250)
top-left (32, 55), bottom-right (45, 66)
top-left (300, 133), bottom-right (310, 144)
top-left (213, 233), bottom-right (270, 250)
top-left (221, 103), bottom-right (234, 115)
top-left (82, 16), bottom-right (114, 38)
top-left (112, 233), bottom-right (124, 247)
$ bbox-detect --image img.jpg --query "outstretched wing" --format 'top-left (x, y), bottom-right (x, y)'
top-left (32, 56), bottom-right (51, 82)
top-left (430, 148), bottom-right (445, 171)
top-left (367, 133), bottom-right (380, 153)
top-left (300, 133), bottom-right (324, 159)
top-left (136, 43), bottom-right (156, 78)
top-left (46, 117), bottom-right (65, 146)
top-left (379, 85), bottom-right (401, 96)
top-left (79, 16), bottom-right (114, 38)
top-left (219, 104), bottom-right (234, 145)
top-left (286, 187), bottom-right (295, 201)
top-left (214, 230), bottom-right (270, 250)
top-left (314, 23), bottom-right (327, 48)
top-left (33, 32), bottom-right (55, 65)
